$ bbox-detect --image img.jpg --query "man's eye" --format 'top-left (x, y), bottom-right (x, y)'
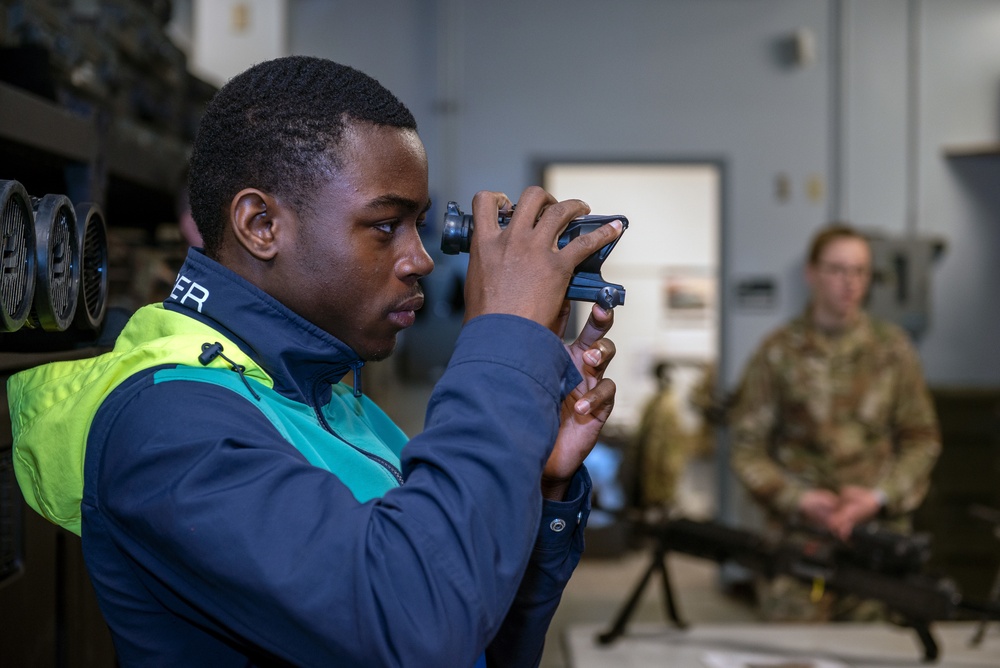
top-left (373, 221), bottom-right (397, 234)
top-left (416, 217), bottom-right (428, 231)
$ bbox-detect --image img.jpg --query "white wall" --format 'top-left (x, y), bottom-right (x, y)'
top-left (286, 0), bottom-right (442, 203)
top-left (831, 0), bottom-right (1000, 386)
top-left (180, 0), bottom-right (826, 398)
top-left (191, 0), bottom-right (289, 86)
top-left (284, 0), bottom-right (1000, 391)
top-left (912, 1), bottom-right (1000, 385)
top-left (173, 0), bottom-right (1000, 514)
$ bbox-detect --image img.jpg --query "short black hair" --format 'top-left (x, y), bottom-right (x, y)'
top-left (188, 56), bottom-right (417, 256)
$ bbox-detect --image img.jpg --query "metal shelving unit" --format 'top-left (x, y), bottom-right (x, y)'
top-left (0, 79), bottom-right (189, 221)
top-left (1, 3), bottom-right (214, 663)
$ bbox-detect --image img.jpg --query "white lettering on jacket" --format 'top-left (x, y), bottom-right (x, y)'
top-left (170, 275), bottom-right (210, 313)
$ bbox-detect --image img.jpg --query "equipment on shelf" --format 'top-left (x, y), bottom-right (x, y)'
top-left (28, 193), bottom-right (80, 332)
top-left (0, 180), bottom-right (36, 333)
top-left (72, 201), bottom-right (109, 334)
top-left (0, 179), bottom-right (109, 342)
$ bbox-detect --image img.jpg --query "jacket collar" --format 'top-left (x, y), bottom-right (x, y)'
top-left (163, 248), bottom-right (364, 404)
top-left (791, 308), bottom-right (872, 356)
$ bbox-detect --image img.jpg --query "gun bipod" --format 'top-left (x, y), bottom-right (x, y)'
top-left (596, 523), bottom-right (689, 646)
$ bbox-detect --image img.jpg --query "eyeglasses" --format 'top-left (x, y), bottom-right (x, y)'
top-left (816, 262), bottom-right (871, 280)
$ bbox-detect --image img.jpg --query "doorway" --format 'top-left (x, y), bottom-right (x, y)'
top-left (543, 160), bottom-right (724, 517)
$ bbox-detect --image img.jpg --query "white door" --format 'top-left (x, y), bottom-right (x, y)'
top-left (543, 161), bottom-right (723, 440)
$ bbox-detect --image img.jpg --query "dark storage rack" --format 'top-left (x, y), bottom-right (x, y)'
top-left (1, 2), bottom-right (216, 664)
top-left (0, 79), bottom-right (189, 197)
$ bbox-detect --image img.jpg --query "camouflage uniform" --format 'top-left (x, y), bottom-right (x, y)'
top-left (688, 363), bottom-right (721, 457)
top-left (634, 388), bottom-right (690, 509)
top-left (729, 311), bottom-right (941, 621)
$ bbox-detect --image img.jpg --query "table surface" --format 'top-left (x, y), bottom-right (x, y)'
top-left (565, 621), bottom-right (1000, 668)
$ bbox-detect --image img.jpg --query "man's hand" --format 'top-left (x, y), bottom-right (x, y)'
top-left (541, 304), bottom-right (617, 500)
top-left (798, 486), bottom-right (883, 539)
top-left (828, 485), bottom-right (882, 540)
top-left (462, 187), bottom-right (624, 330)
top-left (798, 489), bottom-right (841, 529)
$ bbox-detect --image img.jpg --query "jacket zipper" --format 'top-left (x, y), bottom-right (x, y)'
top-left (201, 341), bottom-right (404, 486)
top-left (312, 364), bottom-right (405, 486)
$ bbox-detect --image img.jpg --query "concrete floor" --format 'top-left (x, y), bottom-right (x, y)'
top-left (541, 548), bottom-right (760, 668)
top-left (539, 454), bottom-right (758, 668)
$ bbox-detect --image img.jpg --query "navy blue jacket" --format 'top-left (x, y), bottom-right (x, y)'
top-left (76, 250), bottom-right (591, 666)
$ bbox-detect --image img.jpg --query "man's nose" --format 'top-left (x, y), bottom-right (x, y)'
top-left (397, 239), bottom-right (434, 280)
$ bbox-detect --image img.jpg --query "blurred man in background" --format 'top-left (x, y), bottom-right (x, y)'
top-left (729, 223), bottom-right (940, 621)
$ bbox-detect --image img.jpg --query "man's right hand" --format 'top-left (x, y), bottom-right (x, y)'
top-left (798, 488), bottom-right (841, 529)
top-left (828, 485), bottom-right (882, 540)
top-left (462, 186), bottom-right (625, 330)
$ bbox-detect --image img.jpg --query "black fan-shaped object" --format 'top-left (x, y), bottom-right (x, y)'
top-left (0, 180), bottom-right (37, 332)
top-left (72, 201), bottom-right (109, 333)
top-left (29, 193), bottom-right (80, 331)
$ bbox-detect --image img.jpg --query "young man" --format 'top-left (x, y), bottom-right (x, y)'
top-left (9, 56), bottom-right (623, 666)
top-left (729, 224), bottom-right (941, 621)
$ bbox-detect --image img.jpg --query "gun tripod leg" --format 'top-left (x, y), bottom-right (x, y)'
top-left (911, 622), bottom-right (939, 663)
top-left (969, 560), bottom-right (1000, 647)
top-left (596, 542), bottom-right (687, 646)
top-left (659, 551), bottom-right (688, 629)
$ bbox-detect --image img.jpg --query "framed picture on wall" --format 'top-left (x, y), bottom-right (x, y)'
top-left (663, 267), bottom-right (715, 322)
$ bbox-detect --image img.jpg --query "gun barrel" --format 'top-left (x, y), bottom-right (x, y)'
top-left (957, 597), bottom-right (1000, 619)
top-left (653, 518), bottom-right (968, 623)
top-left (616, 516), bottom-right (990, 663)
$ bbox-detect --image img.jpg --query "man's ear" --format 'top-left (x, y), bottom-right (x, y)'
top-left (229, 188), bottom-right (289, 261)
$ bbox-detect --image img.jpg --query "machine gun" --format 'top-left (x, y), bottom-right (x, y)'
top-left (596, 517), bottom-right (1000, 662)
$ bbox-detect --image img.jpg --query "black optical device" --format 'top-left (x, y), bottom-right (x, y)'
top-left (440, 201), bottom-right (629, 310)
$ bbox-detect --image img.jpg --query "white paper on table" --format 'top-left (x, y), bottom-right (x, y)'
top-left (700, 650), bottom-right (849, 668)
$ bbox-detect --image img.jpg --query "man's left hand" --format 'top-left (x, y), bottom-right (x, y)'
top-left (541, 303), bottom-right (617, 500)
